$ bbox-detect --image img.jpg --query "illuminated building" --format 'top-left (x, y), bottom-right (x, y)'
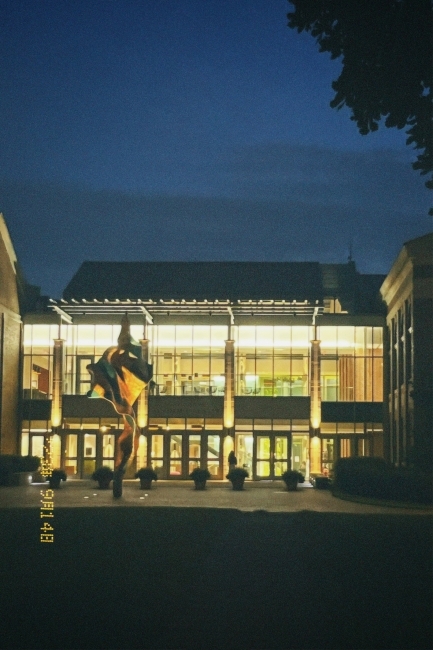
top-left (380, 233), bottom-right (433, 472)
top-left (20, 260), bottom-right (386, 479)
top-left (0, 213), bottom-right (22, 454)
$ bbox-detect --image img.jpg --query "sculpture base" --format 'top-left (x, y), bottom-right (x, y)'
top-left (113, 469), bottom-right (124, 498)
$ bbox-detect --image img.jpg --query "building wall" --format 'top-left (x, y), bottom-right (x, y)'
top-left (0, 214), bottom-right (21, 454)
top-left (21, 316), bottom-right (385, 479)
top-left (381, 233), bottom-right (433, 470)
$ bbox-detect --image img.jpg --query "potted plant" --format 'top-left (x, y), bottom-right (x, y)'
top-left (281, 469), bottom-right (304, 491)
top-left (226, 467), bottom-right (249, 490)
top-left (48, 469), bottom-right (67, 489)
top-left (189, 467), bottom-right (211, 490)
top-left (135, 467), bottom-right (158, 490)
top-left (92, 465), bottom-right (114, 489)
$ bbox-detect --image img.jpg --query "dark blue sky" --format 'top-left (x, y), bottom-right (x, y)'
top-left (1, 0), bottom-right (431, 298)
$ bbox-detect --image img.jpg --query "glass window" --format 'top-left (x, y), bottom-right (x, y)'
top-left (94, 325), bottom-right (116, 353)
top-left (84, 434), bottom-right (96, 457)
top-left (188, 434), bottom-right (201, 473)
top-left (151, 435), bottom-right (164, 474)
top-left (170, 434), bottom-right (182, 475)
top-left (207, 435), bottom-right (220, 476)
top-left (137, 434), bottom-right (147, 471)
top-left (321, 439), bottom-right (335, 475)
top-left (102, 434), bottom-right (115, 458)
top-left (77, 325), bottom-right (96, 355)
top-left (319, 327), bottom-right (337, 354)
top-left (50, 434), bottom-right (61, 468)
top-left (31, 436), bottom-right (45, 459)
top-left (236, 433), bottom-right (253, 475)
top-left (65, 434), bottom-right (78, 475)
top-left (21, 431), bottom-right (29, 456)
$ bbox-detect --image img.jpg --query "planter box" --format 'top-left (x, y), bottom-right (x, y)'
top-left (313, 476), bottom-right (331, 490)
top-left (10, 472), bottom-right (33, 486)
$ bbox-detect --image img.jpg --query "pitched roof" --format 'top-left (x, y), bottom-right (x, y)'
top-left (63, 261), bottom-right (324, 302)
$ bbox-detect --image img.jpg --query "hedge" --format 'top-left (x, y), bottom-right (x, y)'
top-left (333, 457), bottom-right (432, 504)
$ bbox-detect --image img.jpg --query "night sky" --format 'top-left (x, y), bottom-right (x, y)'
top-left (1, 0), bottom-right (431, 298)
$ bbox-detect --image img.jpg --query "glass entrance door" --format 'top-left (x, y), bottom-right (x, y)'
top-left (292, 435), bottom-right (309, 479)
top-left (255, 434), bottom-right (289, 479)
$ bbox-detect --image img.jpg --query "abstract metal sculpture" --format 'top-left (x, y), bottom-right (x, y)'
top-left (86, 314), bottom-right (152, 497)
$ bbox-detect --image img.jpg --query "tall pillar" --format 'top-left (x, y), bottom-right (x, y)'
top-left (51, 339), bottom-right (64, 428)
top-left (224, 339), bottom-right (235, 431)
top-left (137, 337), bottom-right (149, 429)
top-left (309, 338), bottom-right (321, 474)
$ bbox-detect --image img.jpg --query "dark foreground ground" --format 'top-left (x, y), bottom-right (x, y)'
top-left (1, 508), bottom-right (432, 650)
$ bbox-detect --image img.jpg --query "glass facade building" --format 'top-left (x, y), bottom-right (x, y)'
top-left (20, 260), bottom-right (386, 480)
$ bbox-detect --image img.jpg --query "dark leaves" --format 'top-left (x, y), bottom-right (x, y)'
top-left (287, 0), bottom-right (433, 189)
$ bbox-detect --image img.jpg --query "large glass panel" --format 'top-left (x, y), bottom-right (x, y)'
top-left (321, 359), bottom-right (338, 400)
top-left (321, 438), bottom-right (335, 476)
top-left (65, 434), bottom-right (78, 475)
top-left (274, 436), bottom-right (288, 476)
top-left (170, 434), bottom-right (182, 476)
top-left (236, 433), bottom-right (253, 476)
top-left (76, 357), bottom-right (93, 395)
top-left (77, 325), bottom-right (96, 355)
top-left (83, 433), bottom-right (97, 474)
top-left (188, 434), bottom-right (201, 473)
top-left (137, 434), bottom-right (148, 470)
top-left (21, 431), bottom-right (29, 456)
top-left (355, 327), bottom-right (366, 356)
top-left (102, 434), bottom-right (115, 459)
top-left (83, 460), bottom-right (96, 476)
top-left (291, 435), bottom-right (308, 478)
top-left (257, 356), bottom-right (273, 395)
top-left (256, 436), bottom-right (271, 477)
top-left (319, 326), bottom-right (337, 354)
top-left (84, 434), bottom-right (96, 458)
top-left (151, 435), bottom-right (164, 474)
top-left (257, 436), bottom-right (270, 458)
top-left (291, 326), bottom-right (311, 353)
top-left (50, 434), bottom-right (61, 468)
top-left (207, 435), bottom-right (220, 476)
top-left (273, 327), bottom-right (290, 348)
top-left (94, 325), bottom-right (116, 354)
top-left (31, 436), bottom-right (45, 459)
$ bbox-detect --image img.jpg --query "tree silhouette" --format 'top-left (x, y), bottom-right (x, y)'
top-left (287, 0), bottom-right (433, 192)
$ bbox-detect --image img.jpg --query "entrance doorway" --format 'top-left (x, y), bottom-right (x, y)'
top-left (255, 434), bottom-right (289, 479)
top-left (152, 431), bottom-right (223, 479)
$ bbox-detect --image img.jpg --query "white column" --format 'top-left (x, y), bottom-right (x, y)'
top-left (137, 337), bottom-right (150, 429)
top-left (309, 338), bottom-right (321, 474)
top-left (51, 339), bottom-right (64, 428)
top-left (224, 339), bottom-right (235, 430)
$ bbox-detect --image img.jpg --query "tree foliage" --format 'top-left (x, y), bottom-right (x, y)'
top-left (287, 0), bottom-right (433, 190)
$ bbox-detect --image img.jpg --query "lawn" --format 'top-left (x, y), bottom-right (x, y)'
top-left (1, 507), bottom-right (432, 649)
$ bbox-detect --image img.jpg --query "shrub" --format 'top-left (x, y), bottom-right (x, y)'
top-left (226, 467), bottom-right (249, 480)
top-left (281, 469), bottom-right (304, 486)
top-left (0, 455), bottom-right (40, 484)
top-left (333, 457), bottom-right (432, 504)
top-left (189, 467), bottom-right (211, 481)
top-left (135, 467), bottom-right (158, 481)
top-left (50, 469), bottom-right (67, 481)
top-left (16, 456), bottom-right (41, 472)
top-left (92, 466), bottom-right (114, 481)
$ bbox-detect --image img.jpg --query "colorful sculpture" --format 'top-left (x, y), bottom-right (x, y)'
top-left (87, 314), bottom-right (152, 496)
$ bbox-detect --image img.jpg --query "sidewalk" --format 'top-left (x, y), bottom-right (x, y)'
top-left (1, 479), bottom-right (431, 513)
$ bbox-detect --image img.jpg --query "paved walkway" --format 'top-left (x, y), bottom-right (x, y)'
top-left (1, 479), bottom-right (431, 513)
